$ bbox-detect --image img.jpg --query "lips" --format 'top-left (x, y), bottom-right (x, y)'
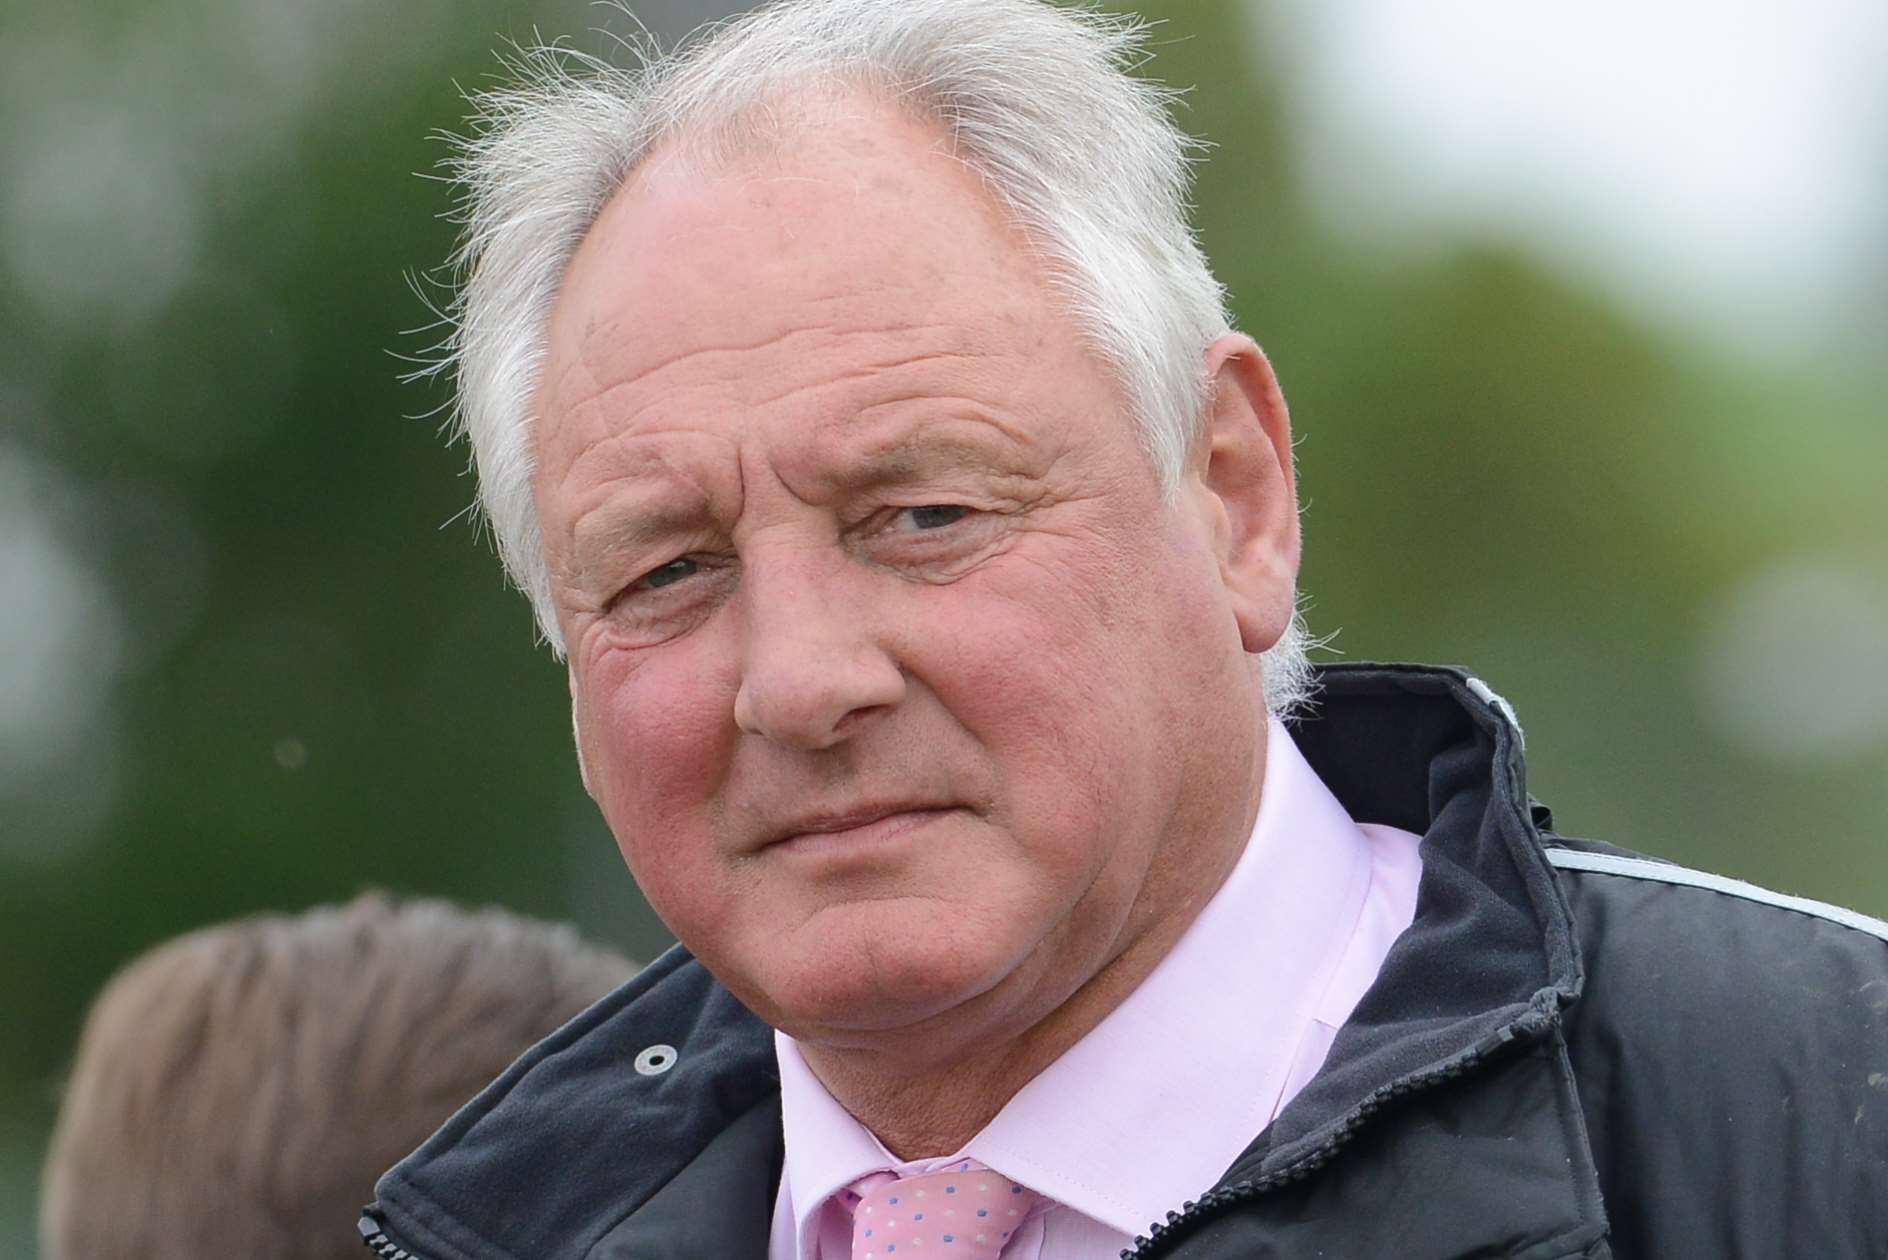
top-left (766, 804), bottom-right (959, 854)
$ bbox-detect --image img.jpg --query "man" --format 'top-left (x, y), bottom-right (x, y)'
top-left (365, 1), bottom-right (1888, 1256)
top-left (40, 893), bottom-right (636, 1260)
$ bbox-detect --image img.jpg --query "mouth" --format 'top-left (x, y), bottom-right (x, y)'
top-left (766, 805), bottom-right (961, 856)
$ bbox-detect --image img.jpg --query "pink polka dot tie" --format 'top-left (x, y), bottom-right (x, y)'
top-left (847, 1161), bottom-right (1041, 1259)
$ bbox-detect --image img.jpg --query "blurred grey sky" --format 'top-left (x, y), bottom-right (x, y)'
top-left (1262, 0), bottom-right (1888, 364)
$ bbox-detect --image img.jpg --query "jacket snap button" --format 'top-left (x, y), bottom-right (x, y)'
top-left (634, 1043), bottom-right (678, 1076)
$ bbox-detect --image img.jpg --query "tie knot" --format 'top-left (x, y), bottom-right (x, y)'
top-left (847, 1163), bottom-right (1040, 1259)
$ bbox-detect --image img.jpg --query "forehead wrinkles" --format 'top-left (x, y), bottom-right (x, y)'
top-left (535, 93), bottom-right (1118, 551)
top-left (555, 306), bottom-right (1017, 424)
top-left (541, 279), bottom-right (1037, 470)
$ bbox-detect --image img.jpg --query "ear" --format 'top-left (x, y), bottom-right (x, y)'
top-left (569, 667), bottom-right (596, 799)
top-left (1185, 334), bottom-right (1301, 655)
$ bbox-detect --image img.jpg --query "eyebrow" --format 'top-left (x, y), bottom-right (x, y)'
top-left (566, 498), bottom-right (712, 589)
top-left (816, 408), bottom-right (1038, 493)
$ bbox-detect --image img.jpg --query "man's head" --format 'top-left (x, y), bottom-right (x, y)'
top-left (39, 895), bottom-right (636, 1260)
top-left (440, 0), bottom-right (1304, 1076)
top-left (443, 0), bottom-right (1313, 713)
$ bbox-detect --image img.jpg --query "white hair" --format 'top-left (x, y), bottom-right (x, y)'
top-left (430, 0), bottom-right (1316, 716)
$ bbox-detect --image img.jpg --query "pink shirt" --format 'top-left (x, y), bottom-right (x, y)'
top-left (768, 719), bottom-right (1423, 1259)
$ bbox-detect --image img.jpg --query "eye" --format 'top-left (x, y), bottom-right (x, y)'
top-left (896, 505), bottom-right (969, 531)
top-left (635, 556), bottom-right (699, 591)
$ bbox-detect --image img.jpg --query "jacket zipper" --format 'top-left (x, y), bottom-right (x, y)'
top-left (359, 1211), bottom-right (428, 1259)
top-left (1120, 1013), bottom-right (1549, 1260)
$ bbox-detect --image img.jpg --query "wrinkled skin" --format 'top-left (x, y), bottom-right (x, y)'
top-left (532, 96), bottom-right (1300, 1151)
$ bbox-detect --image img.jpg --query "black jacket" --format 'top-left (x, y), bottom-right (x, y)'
top-left (362, 664), bottom-right (1888, 1259)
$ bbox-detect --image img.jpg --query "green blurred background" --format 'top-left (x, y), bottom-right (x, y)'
top-left (3, 0), bottom-right (1883, 1249)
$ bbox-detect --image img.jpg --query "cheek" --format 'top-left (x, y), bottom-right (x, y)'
top-left (575, 632), bottom-right (739, 875)
top-left (959, 522), bottom-right (1219, 718)
top-left (912, 556), bottom-right (1167, 833)
top-left (919, 521), bottom-right (1244, 835)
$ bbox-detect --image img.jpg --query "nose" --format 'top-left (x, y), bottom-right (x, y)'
top-left (732, 550), bottom-right (905, 749)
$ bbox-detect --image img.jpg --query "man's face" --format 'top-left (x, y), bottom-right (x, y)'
top-left (533, 99), bottom-right (1286, 1064)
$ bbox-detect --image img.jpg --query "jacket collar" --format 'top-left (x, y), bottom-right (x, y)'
top-left (369, 663), bottom-right (1597, 1259)
top-left (1130, 664), bottom-right (1602, 1258)
top-left (1254, 662), bottom-right (1584, 1165)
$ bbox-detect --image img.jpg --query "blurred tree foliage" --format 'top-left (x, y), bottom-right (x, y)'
top-left (2, 0), bottom-right (1882, 1249)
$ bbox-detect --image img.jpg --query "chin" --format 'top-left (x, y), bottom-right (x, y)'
top-left (744, 918), bottom-right (1032, 1042)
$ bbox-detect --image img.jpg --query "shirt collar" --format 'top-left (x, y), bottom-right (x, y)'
top-left (775, 716), bottom-right (1375, 1241)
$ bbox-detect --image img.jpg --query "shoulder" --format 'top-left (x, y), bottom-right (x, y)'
top-left (1542, 837), bottom-right (1888, 1252)
top-left (1544, 837), bottom-right (1888, 1028)
top-left (1544, 837), bottom-right (1888, 949)
top-left (1544, 834), bottom-right (1888, 1042)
